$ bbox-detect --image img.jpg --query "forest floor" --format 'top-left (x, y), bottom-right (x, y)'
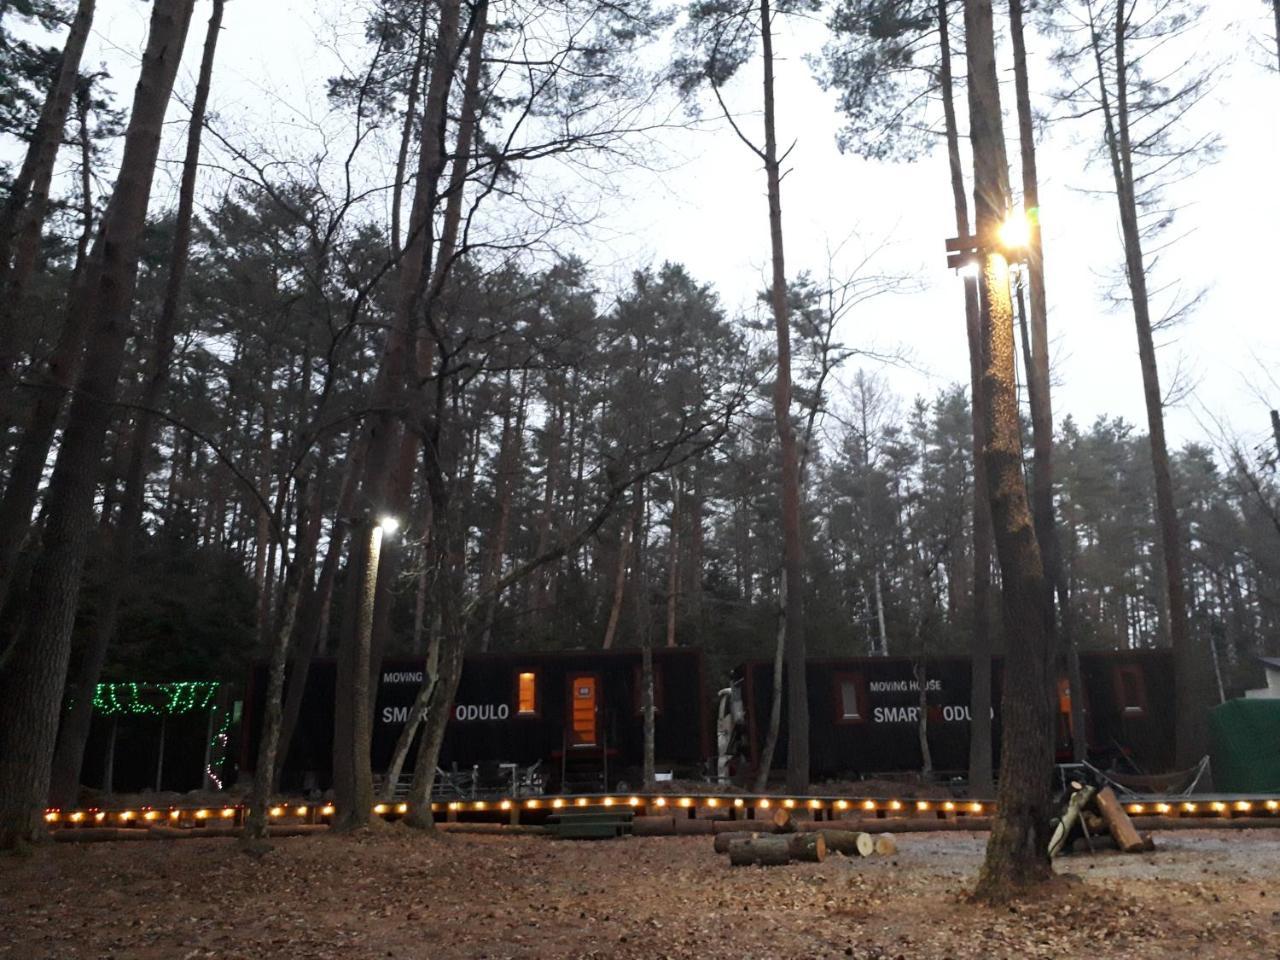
top-left (2, 827), bottom-right (1278, 960)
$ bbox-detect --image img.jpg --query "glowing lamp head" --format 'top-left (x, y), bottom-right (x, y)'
top-left (998, 208), bottom-right (1033, 252)
top-left (377, 515), bottom-right (400, 536)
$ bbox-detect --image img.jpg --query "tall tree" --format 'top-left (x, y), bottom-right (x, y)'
top-left (964, 0), bottom-right (1056, 901)
top-left (676, 0), bottom-right (816, 792)
top-left (1048, 0), bottom-right (1218, 767)
top-left (47, 0), bottom-right (226, 807)
top-left (0, 0), bottom-right (95, 364)
top-left (0, 0), bottom-right (197, 850)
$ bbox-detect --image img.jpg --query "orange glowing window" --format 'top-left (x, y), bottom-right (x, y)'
top-left (517, 672), bottom-right (538, 715)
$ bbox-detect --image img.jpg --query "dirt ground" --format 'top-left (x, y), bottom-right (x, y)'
top-left (2, 827), bottom-right (1279, 960)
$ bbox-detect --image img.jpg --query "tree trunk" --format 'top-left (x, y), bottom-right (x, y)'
top-left (759, 0), bottom-right (808, 793)
top-left (665, 473), bottom-right (680, 647)
top-left (601, 500), bottom-right (638, 649)
top-left (331, 0), bottom-right (466, 830)
top-left (964, 0), bottom-right (1056, 902)
top-left (0, 0), bottom-right (197, 851)
top-left (243, 500), bottom-right (311, 847)
top-left (915, 660), bottom-right (933, 778)
top-left (47, 0), bottom-right (224, 807)
top-left (273, 434), bottom-right (365, 790)
top-left (1009, 0), bottom-right (1057, 593)
top-left (753, 570), bottom-right (788, 792)
top-left (1091, 3), bottom-right (1206, 768)
top-left (479, 366), bottom-right (527, 651)
top-left (938, 0), bottom-right (993, 795)
top-left (0, 0), bottom-right (96, 364)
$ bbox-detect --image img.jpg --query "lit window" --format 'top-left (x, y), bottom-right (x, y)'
top-left (517, 672), bottom-right (537, 715)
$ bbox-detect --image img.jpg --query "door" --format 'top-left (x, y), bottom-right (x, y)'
top-left (568, 674), bottom-right (599, 747)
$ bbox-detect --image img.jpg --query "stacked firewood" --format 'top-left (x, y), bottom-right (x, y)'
top-left (1050, 783), bottom-right (1156, 857)
top-left (706, 806), bottom-right (897, 867)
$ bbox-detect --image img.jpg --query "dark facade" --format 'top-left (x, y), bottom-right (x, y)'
top-left (245, 647), bottom-right (710, 792)
top-left (736, 649), bottom-right (1175, 781)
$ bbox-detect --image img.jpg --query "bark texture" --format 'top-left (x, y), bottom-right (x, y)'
top-left (963, 0), bottom-right (1056, 902)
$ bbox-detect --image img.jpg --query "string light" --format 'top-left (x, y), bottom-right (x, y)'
top-left (91, 681), bottom-right (219, 717)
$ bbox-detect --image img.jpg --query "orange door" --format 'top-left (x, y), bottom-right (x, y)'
top-left (569, 675), bottom-right (598, 747)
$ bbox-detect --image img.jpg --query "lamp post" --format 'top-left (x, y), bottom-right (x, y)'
top-left (347, 513), bottom-right (399, 830)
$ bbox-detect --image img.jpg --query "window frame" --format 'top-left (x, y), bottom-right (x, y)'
top-left (1113, 664), bottom-right (1148, 717)
top-left (832, 671), bottom-right (868, 725)
top-left (513, 669), bottom-right (541, 719)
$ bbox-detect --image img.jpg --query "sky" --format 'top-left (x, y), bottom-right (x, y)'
top-left (27, 0), bottom-right (1280, 451)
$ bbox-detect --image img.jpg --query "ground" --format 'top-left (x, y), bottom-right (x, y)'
top-left (2, 828), bottom-right (1279, 959)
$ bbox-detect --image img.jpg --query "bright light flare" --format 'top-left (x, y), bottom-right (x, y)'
top-left (377, 515), bottom-right (400, 536)
top-left (998, 208), bottom-right (1032, 251)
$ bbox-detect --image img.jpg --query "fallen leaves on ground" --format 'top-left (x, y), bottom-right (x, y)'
top-left (2, 828), bottom-right (1278, 959)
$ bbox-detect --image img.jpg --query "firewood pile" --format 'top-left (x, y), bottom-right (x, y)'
top-left (705, 805), bottom-right (898, 867)
top-left (1049, 783), bottom-right (1157, 857)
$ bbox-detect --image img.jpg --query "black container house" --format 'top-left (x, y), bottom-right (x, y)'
top-left (734, 649), bottom-right (1175, 781)
top-left (244, 647), bottom-right (710, 794)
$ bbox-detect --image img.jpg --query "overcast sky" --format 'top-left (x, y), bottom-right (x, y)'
top-left (39, 0), bottom-right (1280, 451)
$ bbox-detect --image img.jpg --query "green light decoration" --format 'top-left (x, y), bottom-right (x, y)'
top-left (92, 681), bottom-right (220, 717)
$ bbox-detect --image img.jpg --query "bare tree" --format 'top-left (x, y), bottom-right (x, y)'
top-left (676, 0), bottom-right (816, 793)
top-left (1047, 0), bottom-right (1220, 768)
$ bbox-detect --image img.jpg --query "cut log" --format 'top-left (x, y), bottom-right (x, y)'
top-left (771, 806), bottom-right (795, 833)
top-left (786, 832), bottom-right (826, 862)
top-left (1130, 816), bottom-right (1280, 831)
top-left (856, 832), bottom-right (877, 857)
top-left (727, 835), bottom-right (791, 867)
top-left (673, 817), bottom-right (715, 835)
top-left (632, 815), bottom-right (676, 837)
top-left (817, 829), bottom-right (869, 856)
top-left (713, 819), bottom-right (776, 835)
top-left (714, 830), bottom-right (760, 854)
top-left (873, 834), bottom-right (897, 856)
top-left (1094, 786), bottom-right (1145, 853)
top-left (791, 817), bottom-right (989, 834)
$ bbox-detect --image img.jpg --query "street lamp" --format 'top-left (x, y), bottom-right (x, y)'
top-left (377, 515), bottom-right (400, 537)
